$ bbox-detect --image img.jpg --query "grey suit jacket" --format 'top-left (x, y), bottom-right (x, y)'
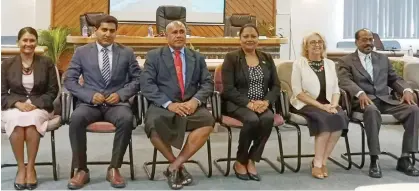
top-left (140, 46), bottom-right (213, 107)
top-left (64, 42), bottom-right (142, 106)
top-left (337, 50), bottom-right (410, 105)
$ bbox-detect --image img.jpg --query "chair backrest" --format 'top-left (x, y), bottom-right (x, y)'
top-left (372, 32), bottom-right (385, 51)
top-left (402, 60), bottom-right (419, 89)
top-left (52, 65), bottom-right (63, 115)
top-left (214, 65), bottom-right (223, 93)
top-left (275, 60), bottom-right (294, 95)
top-left (79, 12), bottom-right (106, 36)
top-left (156, 5), bottom-right (187, 34)
top-left (224, 14), bottom-right (256, 37)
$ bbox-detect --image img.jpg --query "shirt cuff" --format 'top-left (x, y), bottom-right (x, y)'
top-left (193, 97), bottom-right (201, 106)
top-left (356, 91), bottom-right (365, 98)
top-left (403, 88), bottom-right (413, 94)
top-left (162, 101), bottom-right (172, 108)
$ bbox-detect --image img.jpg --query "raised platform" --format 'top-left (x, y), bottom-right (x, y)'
top-left (66, 36), bottom-right (288, 59)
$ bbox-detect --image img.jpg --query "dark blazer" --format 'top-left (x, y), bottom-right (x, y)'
top-left (1, 55), bottom-right (59, 112)
top-left (140, 46), bottom-right (214, 107)
top-left (221, 49), bottom-right (281, 113)
top-left (64, 42), bottom-right (142, 106)
top-left (338, 50), bottom-right (410, 106)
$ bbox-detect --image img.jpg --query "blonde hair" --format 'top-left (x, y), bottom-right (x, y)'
top-left (301, 32), bottom-right (327, 59)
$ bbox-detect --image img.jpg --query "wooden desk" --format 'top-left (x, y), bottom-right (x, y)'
top-left (67, 36), bottom-right (288, 59)
top-left (1, 46), bottom-right (48, 61)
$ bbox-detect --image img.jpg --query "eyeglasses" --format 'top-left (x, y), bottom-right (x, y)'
top-left (309, 40), bottom-right (324, 46)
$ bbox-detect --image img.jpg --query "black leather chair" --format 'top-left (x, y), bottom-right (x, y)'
top-left (224, 14), bottom-right (256, 37)
top-left (79, 12), bottom-right (106, 36)
top-left (156, 6), bottom-right (188, 35)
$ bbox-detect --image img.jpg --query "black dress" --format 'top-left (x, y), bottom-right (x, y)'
top-left (292, 60), bottom-right (349, 136)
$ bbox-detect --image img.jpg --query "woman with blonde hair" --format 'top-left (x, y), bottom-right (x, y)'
top-left (290, 32), bottom-right (349, 179)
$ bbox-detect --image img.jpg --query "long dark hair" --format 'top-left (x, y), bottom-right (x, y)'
top-left (17, 27), bottom-right (38, 40)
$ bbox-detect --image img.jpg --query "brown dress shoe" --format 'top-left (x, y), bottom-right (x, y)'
top-left (322, 165), bottom-right (329, 177)
top-left (106, 168), bottom-right (126, 188)
top-left (68, 170), bottom-right (90, 190)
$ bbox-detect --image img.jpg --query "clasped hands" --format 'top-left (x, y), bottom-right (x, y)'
top-left (321, 103), bottom-right (338, 114)
top-left (92, 93), bottom-right (120, 105)
top-left (247, 100), bottom-right (269, 114)
top-left (15, 102), bottom-right (37, 112)
top-left (168, 99), bottom-right (199, 117)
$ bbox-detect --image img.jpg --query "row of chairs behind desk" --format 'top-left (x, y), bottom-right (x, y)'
top-left (2, 58), bottom-right (419, 181)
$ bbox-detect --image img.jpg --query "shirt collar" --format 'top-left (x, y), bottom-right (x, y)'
top-left (357, 49), bottom-right (371, 59)
top-left (169, 46), bottom-right (185, 55)
top-left (96, 42), bottom-right (113, 52)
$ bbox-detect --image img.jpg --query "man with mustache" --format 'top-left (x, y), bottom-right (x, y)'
top-left (140, 20), bottom-right (214, 190)
top-left (338, 28), bottom-right (419, 178)
top-left (65, 15), bottom-right (142, 189)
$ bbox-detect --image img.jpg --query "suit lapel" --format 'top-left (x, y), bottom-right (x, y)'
top-left (184, 48), bottom-right (196, 89)
top-left (11, 56), bottom-right (26, 92)
top-left (352, 51), bottom-right (373, 84)
top-left (110, 43), bottom-right (120, 85)
top-left (89, 43), bottom-right (105, 85)
top-left (162, 46), bottom-right (180, 89)
top-left (371, 52), bottom-right (380, 83)
top-left (238, 49), bottom-right (249, 84)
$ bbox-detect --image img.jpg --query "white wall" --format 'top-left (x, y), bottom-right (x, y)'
top-left (276, 0), bottom-right (419, 60)
top-left (1, 0), bottom-right (51, 36)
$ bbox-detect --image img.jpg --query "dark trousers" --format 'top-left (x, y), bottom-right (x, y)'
top-left (354, 99), bottom-right (419, 155)
top-left (228, 107), bottom-right (274, 164)
top-left (69, 104), bottom-right (134, 170)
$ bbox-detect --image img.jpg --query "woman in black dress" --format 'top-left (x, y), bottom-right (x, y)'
top-left (290, 32), bottom-right (349, 179)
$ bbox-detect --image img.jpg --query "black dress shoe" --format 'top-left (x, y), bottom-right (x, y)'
top-left (233, 163), bottom-right (249, 181)
top-left (14, 172), bottom-right (26, 190)
top-left (369, 161), bottom-right (382, 178)
top-left (26, 182), bottom-right (38, 190)
top-left (396, 157), bottom-right (419, 177)
top-left (163, 168), bottom-right (183, 190)
top-left (179, 166), bottom-right (193, 186)
top-left (248, 173), bottom-right (261, 181)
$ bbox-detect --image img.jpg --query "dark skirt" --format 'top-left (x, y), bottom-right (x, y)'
top-left (292, 105), bottom-right (349, 137)
top-left (144, 104), bottom-right (215, 149)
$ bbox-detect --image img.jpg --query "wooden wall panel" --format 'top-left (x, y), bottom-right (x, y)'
top-left (52, 0), bottom-right (275, 37)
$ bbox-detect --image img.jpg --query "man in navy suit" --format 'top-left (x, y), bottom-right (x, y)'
top-left (140, 21), bottom-right (214, 189)
top-left (64, 15), bottom-right (141, 189)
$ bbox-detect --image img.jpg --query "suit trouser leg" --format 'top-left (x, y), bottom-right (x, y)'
top-left (103, 105), bottom-right (134, 168)
top-left (249, 109), bottom-right (274, 162)
top-left (361, 104), bottom-right (382, 156)
top-left (69, 105), bottom-right (103, 170)
top-left (382, 103), bottom-right (419, 154)
top-left (229, 107), bottom-right (271, 164)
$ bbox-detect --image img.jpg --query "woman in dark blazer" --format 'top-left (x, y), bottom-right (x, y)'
top-left (1, 27), bottom-right (58, 190)
top-left (221, 24), bottom-right (281, 181)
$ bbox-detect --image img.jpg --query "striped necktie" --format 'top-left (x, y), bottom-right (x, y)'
top-left (364, 55), bottom-right (373, 80)
top-left (101, 47), bottom-right (111, 85)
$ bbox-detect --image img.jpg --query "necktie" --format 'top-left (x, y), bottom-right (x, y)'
top-left (174, 50), bottom-right (185, 99)
top-left (364, 55), bottom-right (373, 80)
top-left (101, 48), bottom-right (111, 85)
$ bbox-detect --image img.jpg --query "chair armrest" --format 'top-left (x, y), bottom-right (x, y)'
top-left (279, 90), bottom-right (290, 119)
top-left (274, 90), bottom-right (285, 116)
top-left (414, 89), bottom-right (419, 103)
top-left (339, 88), bottom-right (351, 117)
top-left (211, 91), bottom-right (222, 123)
top-left (62, 92), bottom-right (73, 124)
top-left (60, 92), bottom-right (66, 124)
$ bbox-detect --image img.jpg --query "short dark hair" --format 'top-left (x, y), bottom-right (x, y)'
top-left (355, 28), bottom-right (371, 40)
top-left (18, 27), bottom-right (38, 41)
top-left (94, 15), bottom-right (118, 30)
top-left (239, 23), bottom-right (259, 37)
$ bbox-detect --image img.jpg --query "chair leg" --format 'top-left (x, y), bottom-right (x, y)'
top-left (50, 130), bottom-right (58, 180)
top-left (277, 121), bottom-right (302, 172)
top-left (206, 137), bottom-right (212, 177)
top-left (213, 125), bottom-right (232, 176)
top-left (328, 134), bottom-right (352, 170)
top-left (143, 148), bottom-right (158, 180)
top-left (341, 121), bottom-right (366, 169)
top-left (412, 153), bottom-right (417, 165)
top-left (129, 138), bottom-right (135, 180)
top-left (274, 126), bottom-right (285, 173)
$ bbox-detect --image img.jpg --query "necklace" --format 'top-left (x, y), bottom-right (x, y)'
top-left (22, 60), bottom-right (34, 75)
top-left (309, 60), bottom-right (324, 73)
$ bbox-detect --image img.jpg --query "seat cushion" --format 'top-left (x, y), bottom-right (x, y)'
top-left (87, 122), bottom-right (116, 133)
top-left (352, 112), bottom-right (400, 124)
top-left (46, 115), bottom-right (62, 131)
top-left (221, 114), bottom-right (285, 128)
top-left (289, 112), bottom-right (308, 125)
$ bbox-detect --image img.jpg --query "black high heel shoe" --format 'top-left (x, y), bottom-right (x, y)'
top-left (26, 182), bottom-right (38, 190)
top-left (233, 162), bottom-right (249, 181)
top-left (14, 172), bottom-right (26, 190)
top-left (248, 172), bottom-right (261, 181)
